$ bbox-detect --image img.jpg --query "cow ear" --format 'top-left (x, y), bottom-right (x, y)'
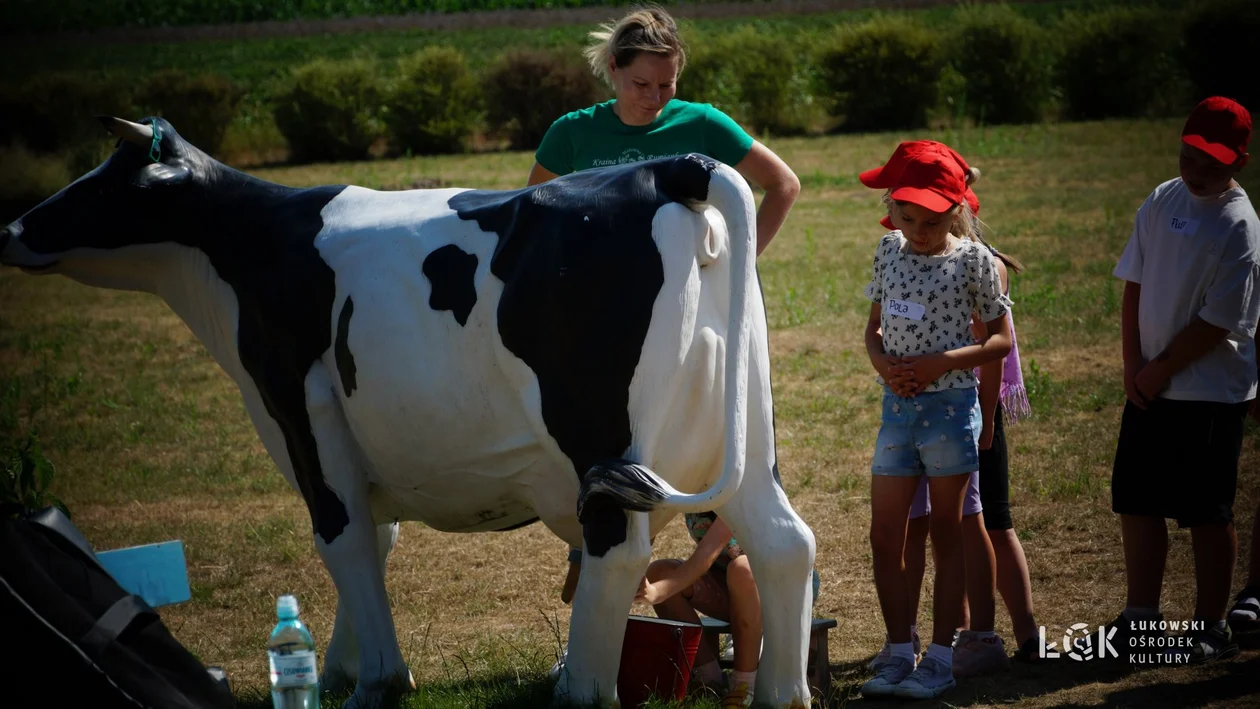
top-left (133, 161), bottom-right (192, 189)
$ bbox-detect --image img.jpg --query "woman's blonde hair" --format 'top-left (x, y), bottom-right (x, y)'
top-left (882, 166), bottom-right (1026, 273)
top-left (583, 4), bottom-right (686, 87)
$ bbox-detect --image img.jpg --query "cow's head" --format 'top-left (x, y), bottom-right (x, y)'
top-left (0, 116), bottom-right (209, 285)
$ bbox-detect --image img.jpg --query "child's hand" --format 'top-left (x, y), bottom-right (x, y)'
top-left (1134, 362), bottom-right (1169, 405)
top-left (880, 355), bottom-right (920, 396)
top-left (891, 354), bottom-right (947, 392)
top-left (979, 420), bottom-right (994, 450)
top-left (633, 576), bottom-right (665, 606)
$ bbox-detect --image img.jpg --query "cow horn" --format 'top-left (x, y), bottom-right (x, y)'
top-left (97, 116), bottom-right (153, 146)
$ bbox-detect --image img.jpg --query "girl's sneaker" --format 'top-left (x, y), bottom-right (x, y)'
top-left (893, 655), bottom-right (956, 700)
top-left (860, 656), bottom-right (916, 698)
top-left (952, 631), bottom-right (1011, 677)
top-left (721, 681), bottom-right (754, 708)
top-left (1228, 587), bottom-right (1259, 632)
top-left (866, 628), bottom-right (921, 670)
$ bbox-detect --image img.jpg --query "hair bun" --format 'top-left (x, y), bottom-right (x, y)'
top-left (965, 166), bottom-right (982, 186)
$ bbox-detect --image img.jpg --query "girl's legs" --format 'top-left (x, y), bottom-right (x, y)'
top-left (962, 512), bottom-right (996, 634)
top-left (870, 475), bottom-right (924, 644)
top-left (990, 528), bottom-right (1038, 647)
top-left (723, 555), bottom-right (763, 673)
top-left (905, 514), bottom-right (931, 633)
top-left (925, 472), bottom-right (970, 649)
top-left (648, 558), bottom-right (726, 682)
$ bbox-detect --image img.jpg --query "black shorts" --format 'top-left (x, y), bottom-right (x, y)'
top-left (978, 402), bottom-right (1012, 531)
top-left (1112, 398), bottom-right (1250, 528)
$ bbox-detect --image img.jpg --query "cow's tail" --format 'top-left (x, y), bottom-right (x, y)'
top-left (578, 161), bottom-right (756, 522)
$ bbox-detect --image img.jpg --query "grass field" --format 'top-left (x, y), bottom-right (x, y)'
top-left (2, 118), bottom-right (1259, 708)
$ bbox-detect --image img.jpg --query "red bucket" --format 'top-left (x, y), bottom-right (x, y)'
top-left (616, 616), bottom-right (703, 708)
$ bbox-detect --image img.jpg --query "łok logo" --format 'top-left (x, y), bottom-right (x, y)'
top-left (1038, 623), bottom-right (1118, 661)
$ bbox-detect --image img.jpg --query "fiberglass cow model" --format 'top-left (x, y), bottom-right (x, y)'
top-left (0, 117), bottom-right (817, 709)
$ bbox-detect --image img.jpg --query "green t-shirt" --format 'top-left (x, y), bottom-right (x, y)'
top-left (534, 98), bottom-right (755, 176)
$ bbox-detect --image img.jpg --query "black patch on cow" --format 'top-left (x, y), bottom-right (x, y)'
top-left (11, 118), bottom-right (352, 545)
top-left (450, 155), bottom-right (716, 556)
top-left (335, 296), bottom-right (357, 397)
top-left (422, 244), bottom-right (478, 326)
top-left (448, 154), bottom-right (716, 486)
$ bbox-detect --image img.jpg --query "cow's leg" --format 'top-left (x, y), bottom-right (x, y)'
top-left (303, 365), bottom-right (411, 709)
top-left (718, 469), bottom-right (815, 708)
top-left (321, 521), bottom-right (401, 694)
top-left (553, 508), bottom-right (651, 707)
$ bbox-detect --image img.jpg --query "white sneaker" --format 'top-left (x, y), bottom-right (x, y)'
top-left (952, 631), bottom-right (1011, 677)
top-left (866, 628), bottom-right (921, 670)
top-left (860, 656), bottom-right (916, 698)
top-left (893, 655), bottom-right (956, 699)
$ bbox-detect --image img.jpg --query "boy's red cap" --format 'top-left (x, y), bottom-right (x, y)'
top-left (1181, 96), bottom-right (1252, 166)
top-left (865, 140), bottom-right (979, 229)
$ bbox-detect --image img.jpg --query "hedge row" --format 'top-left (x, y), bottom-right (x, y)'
top-left (2, 1), bottom-right (1255, 166)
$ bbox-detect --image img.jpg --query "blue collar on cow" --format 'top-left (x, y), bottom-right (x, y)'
top-left (147, 119), bottom-right (163, 163)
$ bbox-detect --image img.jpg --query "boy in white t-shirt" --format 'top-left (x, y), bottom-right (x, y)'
top-left (1104, 96), bottom-right (1259, 663)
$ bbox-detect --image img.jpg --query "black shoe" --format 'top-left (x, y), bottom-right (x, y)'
top-left (1228, 586), bottom-right (1260, 632)
top-left (1013, 636), bottom-right (1043, 663)
top-left (1186, 623), bottom-right (1241, 665)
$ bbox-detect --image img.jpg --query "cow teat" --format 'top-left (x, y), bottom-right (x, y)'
top-left (97, 115), bottom-right (154, 147)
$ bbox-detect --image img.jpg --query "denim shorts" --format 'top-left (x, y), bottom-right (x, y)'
top-left (871, 386), bottom-right (982, 477)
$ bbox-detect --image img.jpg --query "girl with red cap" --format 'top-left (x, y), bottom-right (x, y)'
top-left (858, 142), bottom-right (1014, 699)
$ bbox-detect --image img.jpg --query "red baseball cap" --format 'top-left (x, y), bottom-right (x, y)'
top-left (1182, 96), bottom-right (1252, 165)
top-left (885, 146), bottom-right (970, 213)
top-left (865, 140), bottom-right (979, 229)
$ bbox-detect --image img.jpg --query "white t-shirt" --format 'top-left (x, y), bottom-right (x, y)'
top-left (1113, 177), bottom-right (1260, 404)
top-left (864, 232), bottom-right (1012, 392)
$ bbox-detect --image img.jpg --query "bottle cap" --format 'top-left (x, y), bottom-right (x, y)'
top-left (277, 594), bottom-right (299, 620)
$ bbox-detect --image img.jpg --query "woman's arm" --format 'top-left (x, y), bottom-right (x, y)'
top-left (635, 518), bottom-right (733, 605)
top-left (733, 141), bottom-right (801, 256)
top-left (527, 162), bottom-right (561, 187)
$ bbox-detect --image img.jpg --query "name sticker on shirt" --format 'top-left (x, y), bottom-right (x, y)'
top-left (886, 298), bottom-right (926, 321)
top-left (1169, 216), bottom-right (1201, 235)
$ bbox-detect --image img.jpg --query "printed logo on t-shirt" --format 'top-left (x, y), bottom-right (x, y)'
top-left (886, 298), bottom-right (926, 321)
top-left (1168, 216), bottom-right (1201, 235)
top-left (590, 148), bottom-right (682, 168)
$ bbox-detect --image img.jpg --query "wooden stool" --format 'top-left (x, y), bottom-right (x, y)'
top-left (699, 616), bottom-right (837, 697)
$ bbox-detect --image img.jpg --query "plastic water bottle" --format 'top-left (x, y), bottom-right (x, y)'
top-left (268, 594), bottom-right (320, 709)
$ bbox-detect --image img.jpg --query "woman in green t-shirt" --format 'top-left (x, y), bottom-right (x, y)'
top-left (526, 5), bottom-right (800, 256)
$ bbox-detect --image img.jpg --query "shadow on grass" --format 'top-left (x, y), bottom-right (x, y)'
top-left (837, 650), bottom-right (1260, 708)
top-left (229, 672), bottom-right (724, 709)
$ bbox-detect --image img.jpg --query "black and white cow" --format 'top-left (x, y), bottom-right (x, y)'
top-left (0, 117), bottom-right (817, 709)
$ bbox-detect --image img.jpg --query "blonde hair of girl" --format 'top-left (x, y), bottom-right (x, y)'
top-left (583, 4), bottom-right (687, 87)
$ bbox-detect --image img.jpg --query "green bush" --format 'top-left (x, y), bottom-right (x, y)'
top-left (482, 49), bottom-right (604, 151)
top-left (948, 3), bottom-right (1055, 125)
top-left (816, 15), bottom-right (943, 132)
top-left (1, 72), bottom-right (133, 154)
top-left (272, 58), bottom-right (386, 163)
top-left (385, 46), bottom-right (484, 156)
top-left (1182, 0), bottom-right (1260, 113)
top-left (1057, 7), bottom-right (1185, 120)
top-left (133, 69), bottom-right (244, 157)
top-left (679, 27), bottom-right (811, 136)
